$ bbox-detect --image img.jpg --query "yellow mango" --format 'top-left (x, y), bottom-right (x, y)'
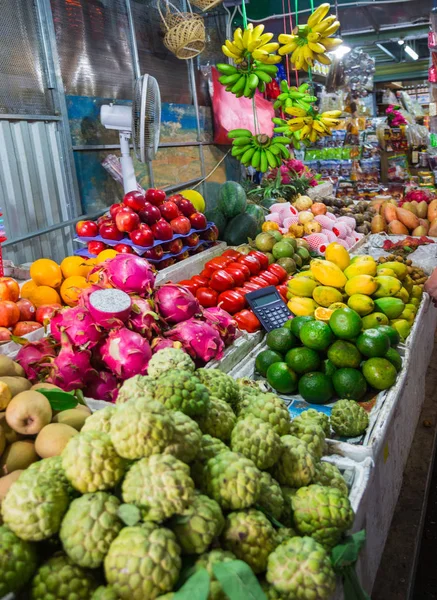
top-left (410, 297), bottom-right (420, 308)
top-left (347, 294), bottom-right (375, 316)
top-left (381, 261), bottom-right (408, 280)
top-left (376, 267), bottom-right (396, 278)
top-left (372, 276), bottom-right (402, 299)
top-left (344, 259), bottom-right (377, 279)
top-left (287, 297), bottom-right (319, 317)
top-left (293, 271), bottom-right (316, 280)
top-left (324, 243), bottom-right (350, 271)
top-left (400, 308), bottom-right (415, 324)
top-left (312, 286), bottom-right (344, 307)
top-left (390, 319), bottom-right (411, 341)
top-left (329, 302), bottom-right (348, 310)
top-left (394, 287), bottom-right (409, 303)
top-left (402, 275), bottom-right (414, 294)
top-left (287, 277), bottom-right (318, 298)
top-left (344, 275), bottom-right (378, 297)
top-left (350, 254), bottom-right (374, 264)
top-left (411, 285), bottom-right (423, 299)
top-left (405, 303), bottom-right (418, 314)
top-left (310, 259), bottom-right (347, 289)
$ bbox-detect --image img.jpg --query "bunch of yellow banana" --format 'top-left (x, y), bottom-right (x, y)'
top-left (273, 108), bottom-right (342, 143)
top-left (222, 23), bottom-right (281, 65)
top-left (278, 3), bottom-right (343, 70)
top-left (217, 62), bottom-right (278, 98)
top-left (273, 81), bottom-right (317, 111)
top-left (228, 129), bottom-right (291, 172)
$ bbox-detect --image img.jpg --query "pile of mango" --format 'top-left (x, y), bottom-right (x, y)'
top-left (286, 243), bottom-right (423, 341)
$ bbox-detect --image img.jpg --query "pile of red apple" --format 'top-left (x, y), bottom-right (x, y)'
top-left (76, 188), bottom-right (216, 263)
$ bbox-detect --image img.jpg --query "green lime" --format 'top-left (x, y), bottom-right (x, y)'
top-left (329, 308), bottom-right (362, 340)
top-left (267, 362), bottom-right (298, 394)
top-left (283, 319), bottom-right (294, 330)
top-left (327, 340), bottom-right (362, 369)
top-left (356, 329), bottom-right (390, 358)
top-left (376, 325), bottom-right (401, 347)
top-left (255, 349), bottom-right (283, 377)
top-left (299, 321), bottom-right (334, 351)
top-left (289, 316), bottom-right (315, 338)
top-left (332, 368), bottom-right (367, 400)
top-left (273, 241), bottom-right (295, 260)
top-left (266, 327), bottom-right (298, 354)
top-left (362, 357), bottom-right (397, 390)
top-left (285, 347), bottom-right (321, 374)
top-left (298, 372), bottom-right (334, 404)
top-left (321, 359), bottom-right (337, 378)
top-left (384, 347), bottom-right (403, 372)
top-left (270, 231), bottom-right (283, 242)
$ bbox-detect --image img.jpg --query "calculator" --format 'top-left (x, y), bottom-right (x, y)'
top-left (245, 286), bottom-right (292, 332)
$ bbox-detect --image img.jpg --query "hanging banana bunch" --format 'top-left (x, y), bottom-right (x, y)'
top-left (278, 3), bottom-right (343, 71)
top-left (222, 23), bottom-right (282, 65)
top-left (273, 81), bottom-right (317, 111)
top-left (216, 62), bottom-right (279, 99)
top-left (228, 129), bottom-right (291, 172)
top-left (273, 108), bottom-right (342, 144)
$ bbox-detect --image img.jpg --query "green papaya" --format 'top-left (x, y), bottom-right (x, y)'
top-left (374, 297), bottom-right (405, 320)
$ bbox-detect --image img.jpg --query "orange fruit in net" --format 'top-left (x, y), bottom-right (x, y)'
top-left (30, 286), bottom-right (62, 308)
top-left (61, 256), bottom-right (91, 279)
top-left (262, 222), bottom-right (279, 232)
top-left (60, 276), bottom-right (90, 307)
top-left (30, 259), bottom-right (62, 288)
top-left (20, 280), bottom-right (39, 300)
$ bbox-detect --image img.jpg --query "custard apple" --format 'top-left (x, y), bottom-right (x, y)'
top-left (170, 493), bottom-right (224, 554)
top-left (271, 435), bottom-right (316, 488)
top-left (293, 409), bottom-right (331, 437)
top-left (257, 471), bottom-right (285, 521)
top-left (122, 454), bottom-right (194, 521)
top-left (62, 431), bottom-right (125, 494)
top-left (275, 527), bottom-right (297, 546)
top-left (154, 370), bottom-right (210, 416)
top-left (239, 394), bottom-right (290, 436)
top-left (330, 399), bottom-right (369, 437)
top-left (2, 472), bottom-right (69, 541)
top-left (280, 487), bottom-right (297, 527)
top-left (26, 456), bottom-right (76, 498)
top-left (110, 398), bottom-right (174, 460)
top-left (82, 406), bottom-right (116, 434)
top-left (104, 525), bottom-right (181, 600)
top-left (91, 586), bottom-right (119, 600)
top-left (260, 579), bottom-right (285, 600)
top-left (196, 369), bottom-right (239, 408)
top-left (60, 492), bottom-right (122, 568)
top-left (203, 451), bottom-right (261, 510)
top-left (230, 416), bottom-right (282, 470)
top-left (194, 549), bottom-right (236, 600)
top-left (221, 509), bottom-right (277, 573)
top-left (235, 378), bottom-right (265, 416)
top-left (288, 420), bottom-right (327, 460)
top-left (312, 461), bottom-right (348, 496)
top-left (0, 525), bottom-right (37, 596)
top-left (164, 411), bottom-right (202, 463)
top-left (195, 396), bottom-right (236, 441)
top-left (190, 435), bottom-right (228, 488)
top-left (148, 348), bottom-right (195, 378)
top-left (292, 484), bottom-right (354, 548)
top-left (266, 537), bottom-right (336, 600)
top-left (116, 375), bottom-right (156, 404)
top-left (31, 553), bottom-right (98, 599)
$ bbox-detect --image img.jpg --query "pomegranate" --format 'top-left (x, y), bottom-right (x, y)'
top-left (16, 298), bottom-right (36, 321)
top-left (35, 303), bottom-right (62, 325)
top-left (0, 277), bottom-right (20, 302)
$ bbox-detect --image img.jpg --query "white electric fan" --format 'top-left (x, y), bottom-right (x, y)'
top-left (100, 75), bottom-right (161, 193)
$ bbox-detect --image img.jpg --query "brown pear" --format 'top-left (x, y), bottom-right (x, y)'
top-left (35, 423), bottom-right (78, 458)
top-left (0, 440), bottom-right (39, 474)
top-left (0, 470), bottom-right (23, 502)
top-left (30, 382), bottom-right (61, 391)
top-left (12, 362), bottom-right (25, 377)
top-left (52, 408), bottom-right (89, 431)
top-left (0, 382), bottom-right (11, 411)
top-left (6, 390), bottom-right (52, 435)
top-left (0, 425), bottom-right (5, 457)
top-left (75, 404), bottom-right (92, 416)
top-left (0, 413), bottom-right (23, 444)
top-left (0, 356), bottom-right (19, 377)
top-left (0, 377), bottom-right (32, 398)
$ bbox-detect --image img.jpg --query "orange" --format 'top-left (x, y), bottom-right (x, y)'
top-left (97, 249), bottom-right (118, 263)
top-left (30, 286), bottom-right (62, 308)
top-left (30, 259), bottom-right (62, 288)
top-left (314, 307), bottom-right (334, 322)
top-left (20, 280), bottom-right (39, 300)
top-left (60, 256), bottom-right (91, 279)
top-left (60, 276), bottom-right (90, 307)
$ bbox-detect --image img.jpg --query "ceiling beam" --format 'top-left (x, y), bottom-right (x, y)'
top-left (343, 24), bottom-right (429, 45)
top-left (376, 43), bottom-right (399, 62)
top-left (374, 58), bottom-right (428, 81)
top-left (361, 6), bottom-right (380, 33)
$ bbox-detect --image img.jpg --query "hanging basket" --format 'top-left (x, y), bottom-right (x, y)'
top-left (190, 0), bottom-right (224, 11)
top-left (158, 0), bottom-right (205, 60)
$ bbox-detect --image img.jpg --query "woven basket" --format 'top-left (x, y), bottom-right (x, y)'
top-left (190, 0), bottom-right (224, 11)
top-left (158, 0), bottom-right (205, 60)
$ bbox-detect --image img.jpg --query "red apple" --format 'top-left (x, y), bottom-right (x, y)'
top-left (114, 243), bottom-right (134, 254)
top-left (97, 214), bottom-right (112, 227)
top-left (139, 203), bottom-right (161, 226)
top-left (115, 208), bottom-right (140, 233)
top-left (152, 219), bottom-right (173, 241)
top-left (159, 258), bottom-right (175, 269)
top-left (76, 220), bottom-right (98, 238)
top-left (186, 232), bottom-right (200, 247)
top-left (145, 188), bottom-right (166, 207)
top-left (176, 251), bottom-right (190, 262)
top-left (129, 224), bottom-right (154, 247)
top-left (88, 241), bottom-right (107, 255)
top-left (167, 194), bottom-right (184, 206)
top-left (35, 303), bottom-right (62, 325)
top-left (109, 203), bottom-right (124, 219)
top-left (99, 221), bottom-right (124, 241)
top-left (189, 212), bottom-right (207, 229)
top-left (170, 216), bottom-right (191, 235)
top-left (143, 245), bottom-right (164, 260)
top-left (123, 190), bottom-right (146, 212)
top-left (201, 225), bottom-right (219, 241)
top-left (164, 238), bottom-right (184, 254)
top-left (178, 198), bottom-right (196, 217)
top-left (159, 201), bottom-right (180, 222)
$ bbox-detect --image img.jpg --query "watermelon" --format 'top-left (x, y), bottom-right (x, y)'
top-left (262, 196), bottom-right (280, 210)
top-left (217, 182), bottom-right (247, 218)
top-left (205, 209), bottom-right (227, 237)
top-left (223, 214), bottom-right (258, 246)
top-left (245, 203), bottom-right (265, 232)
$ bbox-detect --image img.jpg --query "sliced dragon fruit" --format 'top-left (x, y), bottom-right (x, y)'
top-left (86, 289), bottom-right (132, 329)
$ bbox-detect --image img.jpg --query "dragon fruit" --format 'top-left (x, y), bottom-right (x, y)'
top-left (46, 334), bottom-right (96, 391)
top-left (151, 337), bottom-right (182, 353)
top-left (85, 370), bottom-right (119, 402)
top-left (202, 307), bottom-right (239, 345)
top-left (100, 327), bottom-right (152, 380)
top-left (93, 254), bottom-right (156, 295)
top-left (15, 338), bottom-right (57, 382)
top-left (128, 296), bottom-right (162, 340)
top-left (85, 288), bottom-right (132, 329)
top-left (48, 305), bottom-right (102, 348)
top-left (165, 318), bottom-right (225, 364)
top-left (154, 283), bottom-right (200, 325)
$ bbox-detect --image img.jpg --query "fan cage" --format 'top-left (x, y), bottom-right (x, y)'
top-left (132, 74), bottom-right (161, 163)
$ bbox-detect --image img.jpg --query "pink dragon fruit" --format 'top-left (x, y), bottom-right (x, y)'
top-left (100, 327), bottom-right (152, 380)
top-left (49, 305), bottom-right (102, 348)
top-left (128, 296), bottom-right (162, 340)
top-left (202, 307), bottom-right (239, 345)
top-left (154, 284), bottom-right (200, 325)
top-left (85, 288), bottom-right (132, 329)
top-left (165, 318), bottom-right (225, 364)
top-left (151, 337), bottom-right (183, 353)
top-left (93, 254), bottom-right (156, 295)
top-left (85, 370), bottom-right (119, 403)
top-left (46, 334), bottom-right (96, 391)
top-left (16, 338), bottom-right (57, 382)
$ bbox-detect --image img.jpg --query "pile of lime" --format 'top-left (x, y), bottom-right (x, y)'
top-left (255, 308), bottom-right (401, 404)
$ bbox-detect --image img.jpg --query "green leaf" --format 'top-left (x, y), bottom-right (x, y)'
top-left (10, 335), bottom-right (29, 346)
top-left (342, 566), bottom-right (371, 600)
top-left (212, 560), bottom-right (267, 600)
top-left (331, 530), bottom-right (367, 569)
top-left (117, 504), bottom-right (141, 527)
top-left (172, 568), bottom-right (210, 600)
top-left (35, 389), bottom-right (78, 411)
